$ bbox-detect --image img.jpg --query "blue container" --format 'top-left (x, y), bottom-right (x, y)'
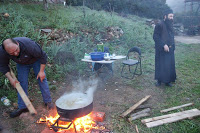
top-left (90, 52), bottom-right (104, 61)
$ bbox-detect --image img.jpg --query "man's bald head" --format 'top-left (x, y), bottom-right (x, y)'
top-left (3, 38), bottom-right (20, 56)
top-left (3, 38), bottom-right (17, 48)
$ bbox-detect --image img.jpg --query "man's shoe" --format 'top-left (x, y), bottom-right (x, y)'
top-left (45, 102), bottom-right (54, 110)
top-left (155, 81), bottom-right (161, 86)
top-left (165, 83), bottom-right (172, 87)
top-left (10, 108), bottom-right (28, 118)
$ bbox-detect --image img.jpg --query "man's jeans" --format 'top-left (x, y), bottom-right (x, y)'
top-left (17, 60), bottom-right (52, 109)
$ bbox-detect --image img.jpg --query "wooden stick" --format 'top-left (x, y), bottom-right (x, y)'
top-left (128, 113), bottom-right (150, 122)
top-left (145, 109), bottom-right (200, 128)
top-left (141, 108), bottom-right (199, 124)
top-left (130, 108), bottom-right (151, 117)
top-left (120, 95), bottom-right (151, 118)
top-left (10, 70), bottom-right (37, 115)
top-left (135, 125), bottom-right (139, 133)
top-left (160, 103), bottom-right (194, 113)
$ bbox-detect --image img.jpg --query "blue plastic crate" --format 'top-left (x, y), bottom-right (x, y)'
top-left (90, 52), bottom-right (104, 61)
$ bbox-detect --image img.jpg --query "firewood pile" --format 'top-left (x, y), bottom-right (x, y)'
top-left (119, 95), bottom-right (200, 131)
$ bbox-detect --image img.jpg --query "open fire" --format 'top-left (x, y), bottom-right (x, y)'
top-left (37, 79), bottom-right (108, 132)
top-left (37, 111), bottom-right (106, 133)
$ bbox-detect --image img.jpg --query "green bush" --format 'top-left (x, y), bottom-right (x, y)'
top-left (0, 2), bottom-right (154, 103)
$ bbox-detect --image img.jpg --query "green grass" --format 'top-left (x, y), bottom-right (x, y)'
top-left (0, 2), bottom-right (200, 133)
top-left (111, 43), bottom-right (200, 133)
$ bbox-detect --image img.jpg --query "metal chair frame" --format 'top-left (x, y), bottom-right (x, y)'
top-left (121, 46), bottom-right (142, 79)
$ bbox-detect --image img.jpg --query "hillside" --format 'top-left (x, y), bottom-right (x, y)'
top-left (0, 2), bottom-right (200, 133)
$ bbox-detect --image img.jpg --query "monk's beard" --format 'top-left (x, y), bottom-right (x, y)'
top-left (165, 19), bottom-right (174, 32)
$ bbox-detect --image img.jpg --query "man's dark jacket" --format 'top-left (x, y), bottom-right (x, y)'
top-left (153, 20), bottom-right (176, 83)
top-left (0, 37), bottom-right (47, 75)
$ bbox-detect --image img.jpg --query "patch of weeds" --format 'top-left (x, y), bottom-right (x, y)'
top-left (12, 119), bottom-right (26, 132)
top-left (0, 88), bottom-right (17, 103)
top-left (49, 84), bottom-right (57, 91)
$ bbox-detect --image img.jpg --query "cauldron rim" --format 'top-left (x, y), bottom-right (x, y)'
top-left (56, 101), bottom-right (93, 119)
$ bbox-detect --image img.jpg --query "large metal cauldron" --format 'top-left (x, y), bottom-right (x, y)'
top-left (55, 93), bottom-right (93, 120)
top-left (56, 102), bottom-right (93, 119)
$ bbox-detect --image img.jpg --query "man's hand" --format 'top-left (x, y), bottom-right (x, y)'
top-left (5, 71), bottom-right (19, 88)
top-left (164, 44), bottom-right (169, 52)
top-left (37, 71), bottom-right (46, 82)
top-left (10, 78), bottom-right (19, 88)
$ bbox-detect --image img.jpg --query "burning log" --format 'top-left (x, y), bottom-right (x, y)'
top-left (38, 111), bottom-right (108, 133)
top-left (37, 116), bottom-right (47, 123)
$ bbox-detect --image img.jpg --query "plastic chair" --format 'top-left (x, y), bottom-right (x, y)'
top-left (121, 46), bottom-right (142, 79)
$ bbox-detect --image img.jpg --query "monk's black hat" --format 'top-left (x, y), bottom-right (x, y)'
top-left (163, 9), bottom-right (173, 16)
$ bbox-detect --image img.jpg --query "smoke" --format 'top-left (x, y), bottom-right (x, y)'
top-left (71, 78), bottom-right (98, 95)
top-left (56, 78), bottom-right (99, 109)
top-left (71, 78), bottom-right (99, 100)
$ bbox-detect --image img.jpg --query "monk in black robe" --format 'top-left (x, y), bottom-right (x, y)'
top-left (153, 9), bottom-right (176, 87)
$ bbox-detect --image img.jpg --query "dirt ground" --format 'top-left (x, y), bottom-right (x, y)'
top-left (0, 67), bottom-right (166, 133)
top-left (175, 35), bottom-right (200, 44)
top-left (0, 35), bottom-right (199, 133)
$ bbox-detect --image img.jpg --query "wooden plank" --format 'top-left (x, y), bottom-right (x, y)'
top-left (141, 108), bottom-right (198, 124)
top-left (130, 108), bottom-right (151, 117)
top-left (120, 95), bottom-right (151, 118)
top-left (128, 113), bottom-right (150, 122)
top-left (10, 70), bottom-right (37, 115)
top-left (145, 109), bottom-right (200, 128)
top-left (160, 103), bottom-right (194, 113)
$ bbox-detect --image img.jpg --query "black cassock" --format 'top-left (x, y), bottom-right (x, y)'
top-left (153, 20), bottom-right (176, 83)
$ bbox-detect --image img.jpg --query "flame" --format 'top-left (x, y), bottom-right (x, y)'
top-left (37, 112), bottom-right (105, 133)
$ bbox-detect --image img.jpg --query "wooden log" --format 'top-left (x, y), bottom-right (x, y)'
top-left (160, 103), bottom-right (194, 113)
top-left (10, 70), bottom-right (37, 115)
top-left (136, 104), bottom-right (152, 110)
top-left (145, 109), bottom-right (200, 128)
top-left (120, 95), bottom-right (151, 118)
top-left (128, 113), bottom-right (150, 122)
top-left (130, 108), bottom-right (151, 117)
top-left (141, 108), bottom-right (199, 124)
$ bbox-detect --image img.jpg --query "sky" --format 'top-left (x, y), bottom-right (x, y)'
top-left (166, 0), bottom-right (185, 13)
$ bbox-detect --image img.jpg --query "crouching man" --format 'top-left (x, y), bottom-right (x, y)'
top-left (0, 37), bottom-right (53, 118)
